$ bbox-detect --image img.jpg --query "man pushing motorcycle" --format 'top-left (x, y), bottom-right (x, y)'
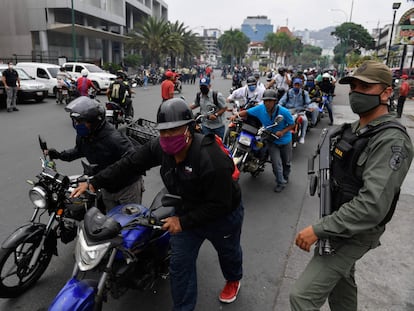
top-left (71, 98), bottom-right (244, 310)
top-left (229, 89), bottom-right (295, 192)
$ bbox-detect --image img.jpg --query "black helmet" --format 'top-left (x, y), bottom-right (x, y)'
top-left (246, 76), bottom-right (256, 86)
top-left (278, 67), bottom-right (285, 74)
top-left (156, 98), bottom-right (194, 130)
top-left (116, 71), bottom-right (125, 79)
top-left (262, 90), bottom-right (278, 101)
top-left (65, 96), bottom-right (105, 123)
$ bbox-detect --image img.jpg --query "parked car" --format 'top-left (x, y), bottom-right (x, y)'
top-left (0, 65), bottom-right (48, 106)
top-left (16, 62), bottom-right (60, 96)
top-left (63, 62), bottom-right (116, 92)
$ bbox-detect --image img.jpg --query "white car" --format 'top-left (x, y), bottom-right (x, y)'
top-left (16, 62), bottom-right (60, 96)
top-left (63, 62), bottom-right (116, 92)
top-left (0, 65), bottom-right (48, 104)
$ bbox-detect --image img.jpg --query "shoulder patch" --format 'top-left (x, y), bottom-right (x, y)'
top-left (389, 146), bottom-right (407, 171)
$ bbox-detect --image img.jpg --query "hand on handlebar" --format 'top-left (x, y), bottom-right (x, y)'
top-left (70, 182), bottom-right (96, 198)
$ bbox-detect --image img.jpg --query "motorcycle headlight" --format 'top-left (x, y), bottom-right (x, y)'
top-left (29, 186), bottom-right (48, 209)
top-left (238, 133), bottom-right (252, 146)
top-left (75, 229), bottom-right (110, 271)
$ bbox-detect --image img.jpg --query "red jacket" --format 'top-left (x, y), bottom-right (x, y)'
top-left (400, 81), bottom-right (410, 97)
top-left (77, 77), bottom-right (94, 96)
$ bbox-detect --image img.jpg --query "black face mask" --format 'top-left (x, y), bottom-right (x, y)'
top-left (349, 88), bottom-right (386, 114)
top-left (200, 86), bottom-right (209, 95)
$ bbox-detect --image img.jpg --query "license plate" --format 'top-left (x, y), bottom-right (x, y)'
top-left (36, 91), bottom-right (44, 96)
top-left (106, 110), bottom-right (114, 116)
top-left (62, 90), bottom-right (68, 95)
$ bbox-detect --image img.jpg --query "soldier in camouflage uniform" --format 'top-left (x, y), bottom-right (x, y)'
top-left (290, 60), bottom-right (413, 310)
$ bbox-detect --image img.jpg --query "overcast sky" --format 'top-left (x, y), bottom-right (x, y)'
top-left (167, 0), bottom-right (414, 33)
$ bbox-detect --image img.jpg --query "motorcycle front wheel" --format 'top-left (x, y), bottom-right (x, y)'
top-left (0, 240), bottom-right (53, 298)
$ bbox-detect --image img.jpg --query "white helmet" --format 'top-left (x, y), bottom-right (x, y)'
top-left (322, 72), bottom-right (331, 78)
top-left (81, 69), bottom-right (88, 77)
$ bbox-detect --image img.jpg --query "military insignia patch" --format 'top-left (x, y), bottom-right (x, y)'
top-left (389, 146), bottom-right (407, 171)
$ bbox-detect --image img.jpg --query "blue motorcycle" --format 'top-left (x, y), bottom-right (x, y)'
top-left (232, 115), bottom-right (283, 177)
top-left (48, 189), bottom-right (179, 311)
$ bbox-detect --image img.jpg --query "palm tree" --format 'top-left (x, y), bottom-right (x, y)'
top-left (264, 32), bottom-right (294, 66)
top-left (218, 29), bottom-right (250, 66)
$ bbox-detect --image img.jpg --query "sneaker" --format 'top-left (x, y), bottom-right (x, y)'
top-left (13, 107), bottom-right (19, 111)
top-left (273, 184), bottom-right (285, 192)
top-left (7, 108), bottom-right (13, 112)
top-left (219, 280), bottom-right (240, 303)
top-left (299, 137), bottom-right (305, 144)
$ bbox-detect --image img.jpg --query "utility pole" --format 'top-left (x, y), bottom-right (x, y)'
top-left (71, 0), bottom-right (77, 61)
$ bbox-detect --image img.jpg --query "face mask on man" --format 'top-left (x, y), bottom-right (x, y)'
top-left (248, 85), bottom-right (256, 92)
top-left (293, 86), bottom-right (300, 94)
top-left (8, 64), bottom-right (13, 70)
top-left (349, 89), bottom-right (386, 114)
top-left (74, 123), bottom-right (91, 137)
top-left (159, 127), bottom-right (189, 155)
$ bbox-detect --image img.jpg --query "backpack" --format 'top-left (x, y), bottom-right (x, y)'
top-left (195, 90), bottom-right (219, 107)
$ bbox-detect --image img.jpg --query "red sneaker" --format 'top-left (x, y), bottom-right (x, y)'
top-left (219, 280), bottom-right (240, 303)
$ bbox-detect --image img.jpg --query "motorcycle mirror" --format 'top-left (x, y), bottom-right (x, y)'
top-left (38, 135), bottom-right (48, 151)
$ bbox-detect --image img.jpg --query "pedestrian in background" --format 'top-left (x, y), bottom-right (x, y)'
top-left (2, 61), bottom-right (20, 112)
top-left (161, 70), bottom-right (175, 102)
top-left (290, 60), bottom-right (413, 310)
top-left (397, 74), bottom-right (411, 118)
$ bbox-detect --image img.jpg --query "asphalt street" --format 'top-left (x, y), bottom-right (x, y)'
top-left (0, 73), bottom-right (413, 311)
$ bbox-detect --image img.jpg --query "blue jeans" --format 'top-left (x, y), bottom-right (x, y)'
top-left (170, 204), bottom-right (244, 311)
top-left (202, 125), bottom-right (225, 140)
top-left (268, 142), bottom-right (292, 185)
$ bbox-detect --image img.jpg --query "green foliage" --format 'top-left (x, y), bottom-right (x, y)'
top-left (125, 17), bottom-right (203, 68)
top-left (218, 29), bottom-right (250, 65)
top-left (123, 54), bottom-right (142, 69)
top-left (102, 62), bottom-right (122, 74)
top-left (331, 22), bottom-right (374, 68)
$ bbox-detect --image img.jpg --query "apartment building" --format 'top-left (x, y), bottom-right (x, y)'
top-left (0, 0), bottom-right (168, 64)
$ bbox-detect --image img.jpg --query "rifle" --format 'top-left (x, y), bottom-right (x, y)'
top-left (308, 128), bottom-right (334, 255)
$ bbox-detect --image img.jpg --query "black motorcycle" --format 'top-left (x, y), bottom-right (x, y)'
top-left (0, 136), bottom-right (96, 298)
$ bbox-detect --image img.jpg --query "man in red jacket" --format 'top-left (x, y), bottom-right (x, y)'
top-left (397, 74), bottom-right (411, 118)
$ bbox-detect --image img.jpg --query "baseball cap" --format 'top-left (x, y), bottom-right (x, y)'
top-left (339, 60), bottom-right (392, 86)
top-left (293, 78), bottom-right (303, 85)
top-left (165, 70), bottom-right (174, 78)
top-left (199, 77), bottom-right (210, 86)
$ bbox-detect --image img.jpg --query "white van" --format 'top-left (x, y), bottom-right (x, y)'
top-left (63, 62), bottom-right (116, 91)
top-left (16, 62), bottom-right (60, 96)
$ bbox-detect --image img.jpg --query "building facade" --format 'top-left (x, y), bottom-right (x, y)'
top-left (0, 0), bottom-right (168, 65)
top-left (241, 15), bottom-right (273, 42)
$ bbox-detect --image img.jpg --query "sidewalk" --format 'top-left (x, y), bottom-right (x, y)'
top-left (274, 94), bottom-right (414, 310)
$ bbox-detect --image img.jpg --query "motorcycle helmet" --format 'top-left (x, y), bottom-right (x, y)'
top-left (262, 90), bottom-right (278, 101)
top-left (156, 98), bottom-right (195, 130)
top-left (322, 72), bottom-right (331, 79)
top-left (65, 96), bottom-right (105, 124)
top-left (81, 69), bottom-right (88, 77)
top-left (246, 76), bottom-right (257, 86)
top-left (278, 67), bottom-right (285, 75)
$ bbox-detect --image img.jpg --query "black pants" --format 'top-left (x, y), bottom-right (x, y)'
top-left (397, 96), bottom-right (407, 118)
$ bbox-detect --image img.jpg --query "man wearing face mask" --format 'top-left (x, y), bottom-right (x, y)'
top-left (190, 77), bottom-right (227, 139)
top-left (290, 60), bottom-right (413, 310)
top-left (227, 75), bottom-right (265, 109)
top-left (2, 62), bottom-right (20, 112)
top-left (279, 78), bottom-right (319, 144)
top-left (47, 96), bottom-right (144, 211)
top-left (70, 98), bottom-right (244, 310)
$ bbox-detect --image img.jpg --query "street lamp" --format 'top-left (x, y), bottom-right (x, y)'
top-left (386, 2), bottom-right (401, 66)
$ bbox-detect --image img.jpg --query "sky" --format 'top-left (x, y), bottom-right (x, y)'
top-left (167, 0), bottom-right (414, 34)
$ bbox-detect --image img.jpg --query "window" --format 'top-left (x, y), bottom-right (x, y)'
top-left (37, 68), bottom-right (49, 79)
top-left (75, 65), bottom-right (84, 73)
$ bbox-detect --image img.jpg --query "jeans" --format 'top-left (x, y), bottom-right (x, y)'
top-left (307, 103), bottom-right (320, 126)
top-left (100, 176), bottom-right (144, 211)
top-left (202, 125), bottom-right (225, 140)
top-left (170, 204), bottom-right (244, 311)
top-left (268, 142), bottom-right (292, 185)
top-left (6, 86), bottom-right (18, 109)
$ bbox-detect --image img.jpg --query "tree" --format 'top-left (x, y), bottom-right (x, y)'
top-left (125, 17), bottom-right (203, 68)
top-left (263, 32), bottom-right (293, 66)
top-left (331, 22), bottom-right (374, 71)
top-left (293, 44), bottom-right (322, 67)
top-left (218, 29), bottom-right (250, 66)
